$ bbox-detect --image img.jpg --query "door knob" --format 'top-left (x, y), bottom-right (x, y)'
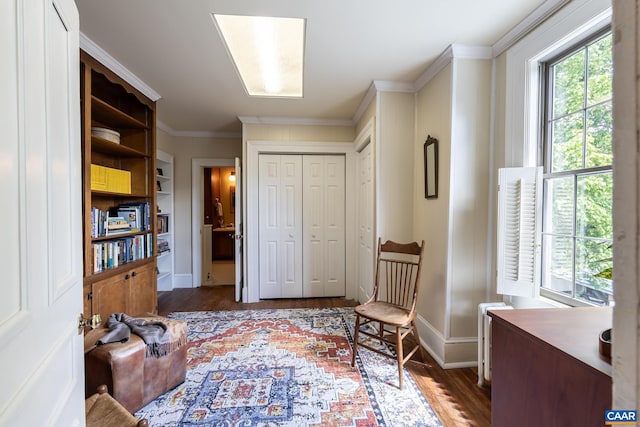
top-left (78, 313), bottom-right (102, 333)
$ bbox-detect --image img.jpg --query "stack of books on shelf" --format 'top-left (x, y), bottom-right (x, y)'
top-left (157, 214), bottom-right (169, 234)
top-left (91, 202), bottom-right (151, 238)
top-left (117, 202), bottom-right (151, 232)
top-left (105, 217), bottom-right (130, 235)
top-left (91, 234), bottom-right (153, 273)
top-left (157, 238), bottom-right (170, 254)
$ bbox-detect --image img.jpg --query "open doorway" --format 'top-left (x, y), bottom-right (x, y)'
top-left (192, 157), bottom-right (243, 301)
top-left (203, 166), bottom-right (236, 286)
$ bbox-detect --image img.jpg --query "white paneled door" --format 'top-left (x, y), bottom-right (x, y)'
top-left (0, 0), bottom-right (84, 425)
top-left (303, 156), bottom-right (346, 297)
top-left (259, 154), bottom-right (345, 298)
top-left (357, 142), bottom-right (375, 303)
top-left (234, 157), bottom-right (243, 302)
top-left (259, 155), bottom-right (304, 298)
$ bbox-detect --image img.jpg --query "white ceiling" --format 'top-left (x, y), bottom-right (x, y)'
top-left (76, 0), bottom-right (553, 136)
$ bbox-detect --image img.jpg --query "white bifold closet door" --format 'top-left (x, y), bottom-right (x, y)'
top-left (258, 154), bottom-right (345, 298)
top-left (259, 155), bottom-right (304, 298)
top-left (303, 155), bottom-right (346, 297)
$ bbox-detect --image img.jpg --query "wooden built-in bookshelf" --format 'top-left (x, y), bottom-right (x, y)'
top-left (80, 50), bottom-right (158, 324)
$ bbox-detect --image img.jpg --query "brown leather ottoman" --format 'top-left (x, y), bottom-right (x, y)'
top-left (84, 315), bottom-right (188, 414)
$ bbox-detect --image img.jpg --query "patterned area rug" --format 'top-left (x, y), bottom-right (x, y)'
top-left (136, 307), bottom-right (442, 426)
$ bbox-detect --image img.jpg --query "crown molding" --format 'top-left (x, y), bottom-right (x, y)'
top-left (352, 81), bottom-right (414, 124)
top-left (156, 120), bottom-right (173, 135)
top-left (354, 44), bottom-right (492, 121)
top-left (413, 44), bottom-right (492, 92)
top-left (492, 0), bottom-right (571, 57)
top-left (413, 45), bottom-right (454, 92)
top-left (157, 120), bottom-right (241, 139)
top-left (352, 82), bottom-right (378, 125)
top-left (80, 33), bottom-right (161, 102)
top-left (238, 116), bottom-right (354, 127)
top-left (450, 44), bottom-right (493, 59)
top-left (372, 80), bottom-right (416, 93)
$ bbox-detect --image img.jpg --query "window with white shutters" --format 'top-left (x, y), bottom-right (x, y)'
top-left (497, 29), bottom-right (613, 307)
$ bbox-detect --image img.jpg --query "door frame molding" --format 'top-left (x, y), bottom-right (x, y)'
top-left (354, 118), bottom-right (376, 304)
top-left (191, 158), bottom-right (234, 287)
top-left (246, 140), bottom-right (356, 303)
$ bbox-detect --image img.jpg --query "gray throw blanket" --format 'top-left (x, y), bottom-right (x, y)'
top-left (97, 313), bottom-right (170, 358)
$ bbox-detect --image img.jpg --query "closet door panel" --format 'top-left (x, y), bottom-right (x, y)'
top-left (303, 155), bottom-right (345, 297)
top-left (281, 156), bottom-right (303, 297)
top-left (282, 240), bottom-right (300, 298)
top-left (259, 154), bottom-right (303, 298)
top-left (324, 156), bottom-right (346, 296)
top-left (259, 155), bottom-right (282, 298)
top-left (303, 156), bottom-right (325, 296)
top-left (266, 242), bottom-right (278, 280)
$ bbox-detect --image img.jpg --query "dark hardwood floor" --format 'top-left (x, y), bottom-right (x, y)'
top-left (158, 286), bottom-right (491, 427)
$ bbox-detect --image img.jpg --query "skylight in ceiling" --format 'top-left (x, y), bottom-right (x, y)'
top-left (213, 14), bottom-right (305, 98)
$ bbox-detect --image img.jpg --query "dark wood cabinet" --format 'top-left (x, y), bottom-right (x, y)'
top-left (125, 261), bottom-right (157, 315)
top-left (87, 261), bottom-right (157, 322)
top-left (212, 228), bottom-right (235, 260)
top-left (91, 272), bottom-right (129, 321)
top-left (490, 307), bottom-right (612, 427)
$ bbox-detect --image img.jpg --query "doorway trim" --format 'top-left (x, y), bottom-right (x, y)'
top-left (245, 140), bottom-right (356, 303)
top-left (354, 118), bottom-right (376, 304)
top-left (192, 158), bottom-right (234, 287)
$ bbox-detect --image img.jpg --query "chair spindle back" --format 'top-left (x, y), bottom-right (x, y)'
top-left (374, 239), bottom-right (425, 310)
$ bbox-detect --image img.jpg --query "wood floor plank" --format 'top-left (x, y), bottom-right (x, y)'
top-left (158, 286), bottom-right (491, 427)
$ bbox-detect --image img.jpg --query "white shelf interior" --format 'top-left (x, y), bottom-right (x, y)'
top-left (156, 149), bottom-right (174, 292)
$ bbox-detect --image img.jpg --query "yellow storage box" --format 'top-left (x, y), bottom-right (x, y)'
top-left (91, 164), bottom-right (131, 194)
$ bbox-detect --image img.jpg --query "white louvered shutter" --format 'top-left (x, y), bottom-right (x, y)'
top-left (496, 167), bottom-right (542, 297)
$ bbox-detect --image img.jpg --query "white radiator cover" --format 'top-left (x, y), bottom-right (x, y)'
top-left (477, 302), bottom-right (513, 386)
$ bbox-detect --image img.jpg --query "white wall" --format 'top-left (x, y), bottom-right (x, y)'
top-left (243, 123), bottom-right (355, 143)
top-left (412, 56), bottom-right (493, 366)
top-left (448, 58), bottom-right (492, 339)
top-left (157, 129), bottom-right (241, 284)
top-left (414, 64), bottom-right (452, 337)
top-left (377, 91), bottom-right (415, 242)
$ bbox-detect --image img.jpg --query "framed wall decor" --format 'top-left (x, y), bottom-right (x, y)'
top-left (424, 135), bottom-right (438, 199)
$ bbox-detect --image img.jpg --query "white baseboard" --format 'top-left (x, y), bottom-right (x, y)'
top-left (415, 314), bottom-right (478, 369)
top-left (174, 274), bottom-right (194, 288)
top-left (157, 281), bottom-right (173, 292)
